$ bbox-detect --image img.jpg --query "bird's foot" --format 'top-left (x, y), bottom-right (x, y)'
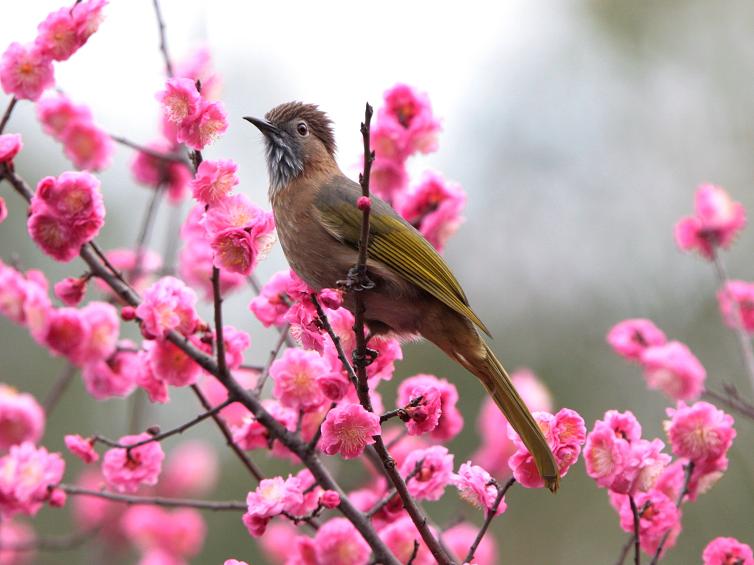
top-left (352, 347), bottom-right (378, 368)
top-left (337, 265), bottom-right (375, 293)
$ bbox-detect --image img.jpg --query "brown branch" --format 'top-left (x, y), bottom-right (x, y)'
top-left (253, 323), bottom-right (290, 395)
top-left (131, 184), bottom-right (164, 282)
top-left (703, 385), bottom-right (754, 422)
top-left (42, 364), bottom-right (77, 415)
top-left (711, 249), bottom-right (754, 395)
top-left (0, 165), bottom-right (400, 565)
top-left (629, 495), bottom-right (641, 565)
top-left (0, 96), bottom-right (17, 134)
top-left (366, 458), bottom-right (425, 518)
top-left (109, 134), bottom-right (187, 164)
top-left (648, 462), bottom-right (694, 565)
top-left (151, 0), bottom-right (174, 77)
top-left (60, 484), bottom-right (246, 511)
top-left (464, 478), bottom-right (515, 563)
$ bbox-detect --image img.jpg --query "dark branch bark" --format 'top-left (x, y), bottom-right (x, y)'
top-left (464, 478), bottom-right (515, 563)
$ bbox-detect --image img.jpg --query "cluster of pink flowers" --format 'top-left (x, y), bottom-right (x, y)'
top-left (367, 85), bottom-right (465, 251)
top-left (0, 0), bottom-right (105, 101)
top-left (101, 433), bottom-right (165, 493)
top-left (36, 93), bottom-right (114, 171)
top-left (27, 171), bottom-right (106, 261)
top-left (0, 442), bottom-right (65, 517)
top-left (674, 184), bottom-right (746, 260)
top-left (702, 537), bottom-right (754, 565)
top-left (608, 318), bottom-right (706, 401)
top-left (0, 385), bottom-right (45, 451)
top-left (717, 280), bottom-right (754, 333)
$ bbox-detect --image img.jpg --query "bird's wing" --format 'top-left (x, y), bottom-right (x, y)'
top-left (314, 174), bottom-right (491, 336)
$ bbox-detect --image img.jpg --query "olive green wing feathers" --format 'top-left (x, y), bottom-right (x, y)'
top-left (314, 175), bottom-right (490, 336)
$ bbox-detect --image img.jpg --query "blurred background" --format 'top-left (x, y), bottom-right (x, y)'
top-left (1, 0), bottom-right (753, 563)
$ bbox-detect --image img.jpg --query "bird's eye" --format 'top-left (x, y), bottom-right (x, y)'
top-left (296, 122), bottom-right (308, 136)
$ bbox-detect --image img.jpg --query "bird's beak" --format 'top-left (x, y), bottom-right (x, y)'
top-left (243, 116), bottom-right (279, 137)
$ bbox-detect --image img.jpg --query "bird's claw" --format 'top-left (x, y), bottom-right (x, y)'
top-left (352, 347), bottom-right (378, 368)
top-left (337, 265), bottom-right (375, 292)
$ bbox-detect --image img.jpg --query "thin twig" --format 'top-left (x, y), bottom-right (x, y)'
top-left (629, 495), bottom-right (641, 565)
top-left (648, 462), bottom-right (694, 565)
top-left (60, 484), bottom-right (245, 511)
top-left (109, 134), bottom-right (187, 164)
top-left (0, 96), bottom-right (17, 134)
top-left (151, 0), bottom-right (174, 77)
top-left (42, 364), bottom-right (77, 415)
top-left (366, 459), bottom-right (425, 518)
top-left (703, 386), bottom-right (754, 421)
top-left (253, 324), bottom-right (290, 395)
top-left (711, 250), bottom-right (754, 395)
top-left (464, 478), bottom-right (515, 563)
top-left (130, 184), bottom-right (164, 282)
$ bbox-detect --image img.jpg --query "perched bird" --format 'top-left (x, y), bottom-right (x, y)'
top-left (245, 102), bottom-right (559, 492)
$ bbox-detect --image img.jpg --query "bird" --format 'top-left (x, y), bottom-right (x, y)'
top-left (245, 102), bottom-right (559, 492)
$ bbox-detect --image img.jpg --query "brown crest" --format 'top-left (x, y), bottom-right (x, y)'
top-left (265, 102), bottom-right (336, 156)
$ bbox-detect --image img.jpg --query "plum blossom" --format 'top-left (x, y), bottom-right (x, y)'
top-left (80, 344), bottom-right (139, 400)
top-left (451, 461), bottom-right (506, 515)
top-left (122, 506), bottom-right (206, 560)
top-left (618, 490), bottom-right (681, 557)
top-left (0, 442), bottom-right (65, 517)
top-left (717, 280), bottom-right (754, 333)
top-left (320, 403), bottom-right (380, 459)
top-left (640, 341), bottom-right (706, 401)
top-left (702, 537), bottom-right (754, 565)
top-left (160, 441), bottom-right (219, 498)
top-left (36, 94), bottom-right (92, 138)
top-left (64, 434), bottom-right (99, 464)
top-left (401, 445), bottom-right (454, 501)
top-left (178, 100), bottom-right (228, 151)
top-left (378, 84), bottom-right (441, 158)
top-left (59, 114), bottom-right (114, 171)
top-left (379, 516), bottom-right (435, 565)
top-left (243, 475), bottom-right (304, 537)
top-left (0, 385), bottom-right (45, 450)
top-left (398, 171), bottom-right (466, 251)
top-left (675, 184), bottom-right (746, 259)
top-left (157, 78), bottom-right (202, 125)
top-left (190, 159), bottom-right (239, 205)
top-left (53, 276), bottom-right (88, 306)
top-left (445, 522), bottom-right (498, 565)
top-left (315, 518), bottom-right (370, 565)
top-left (665, 401), bottom-right (735, 465)
top-left (0, 133), bottom-right (22, 163)
top-left (101, 433), bottom-right (165, 493)
top-left (148, 338), bottom-right (203, 387)
top-left (0, 43), bottom-right (54, 101)
top-left (319, 490), bottom-right (340, 509)
top-left (130, 141), bottom-right (192, 203)
top-left (397, 374), bottom-right (463, 441)
top-left (136, 276), bottom-right (199, 338)
top-left (248, 269), bottom-right (299, 327)
top-left (0, 519), bottom-right (36, 564)
top-left (270, 347), bottom-right (329, 411)
top-left (607, 319), bottom-right (667, 362)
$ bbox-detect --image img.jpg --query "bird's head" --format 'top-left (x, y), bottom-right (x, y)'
top-left (245, 102), bottom-right (336, 196)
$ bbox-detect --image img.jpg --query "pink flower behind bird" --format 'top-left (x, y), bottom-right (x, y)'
top-left (717, 280), bottom-right (754, 333)
top-left (674, 184), bottom-right (746, 259)
top-left (607, 318), bottom-right (667, 362)
top-left (0, 43), bottom-right (54, 101)
top-left (702, 537), bottom-right (754, 565)
top-left (314, 518), bottom-right (370, 565)
top-left (60, 119), bottom-right (114, 171)
top-left (248, 269), bottom-right (299, 327)
top-left (320, 403), bottom-right (380, 459)
top-left (640, 341), bottom-right (706, 401)
top-left (0, 385), bottom-right (45, 450)
top-left (0, 442), bottom-right (65, 518)
top-left (380, 84), bottom-right (441, 158)
top-left (101, 433), bottom-right (164, 493)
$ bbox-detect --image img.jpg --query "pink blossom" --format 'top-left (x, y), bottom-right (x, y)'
top-left (0, 519), bottom-right (36, 565)
top-left (0, 43), bottom-right (54, 101)
top-left (0, 197), bottom-right (6, 224)
top-left (231, 415), bottom-right (268, 450)
top-left (400, 445), bottom-right (454, 501)
top-left (717, 280), bottom-right (754, 333)
top-left (94, 247), bottom-right (162, 295)
top-left (178, 234), bottom-right (245, 300)
top-left (78, 301), bottom-right (119, 363)
top-left (70, 469), bottom-right (125, 545)
top-left (370, 156), bottom-right (409, 203)
top-left (248, 269), bottom-right (299, 326)
top-left (0, 442), bottom-right (65, 517)
top-left (224, 561), bottom-right (249, 565)
top-left (43, 307), bottom-right (89, 363)
top-left (122, 506), bottom-right (206, 558)
top-left (319, 489), bottom-right (340, 509)
top-left (451, 461), bottom-right (506, 515)
top-left (177, 100), bottom-right (228, 150)
top-left (320, 403), bottom-right (380, 459)
top-left (314, 518), bottom-right (370, 565)
top-left (508, 408), bottom-right (586, 489)
top-left (244, 476), bottom-right (303, 537)
top-left (270, 347), bottom-right (328, 411)
top-left (702, 537), bottom-right (754, 565)
top-left (64, 434), bottom-right (99, 463)
top-left (317, 371), bottom-right (350, 402)
top-left (618, 490), bottom-right (681, 557)
top-left (134, 352), bottom-right (169, 404)
top-left (202, 194), bottom-right (268, 236)
top-left (0, 385), bottom-right (45, 450)
top-left (675, 184), bottom-right (746, 259)
top-left (54, 276), bottom-right (87, 306)
top-left (607, 319), bottom-right (667, 361)
top-left (397, 383), bottom-right (442, 436)
top-left (445, 522), bottom-right (498, 565)
top-left (101, 433), bottom-right (164, 493)
top-left (26, 210), bottom-right (79, 261)
top-left (216, 325), bottom-right (250, 370)
top-left (36, 94), bottom-right (92, 139)
top-left (136, 276), bottom-right (199, 338)
top-left (81, 344), bottom-right (139, 400)
top-left (379, 516), bottom-right (435, 565)
top-left (148, 338), bottom-right (203, 387)
top-left (35, 1), bottom-right (106, 63)
top-left (173, 47), bottom-right (221, 101)
top-left (399, 171), bottom-right (465, 251)
top-left (70, 0), bottom-right (107, 44)
top-left (136, 549), bottom-right (184, 565)
top-left (160, 441), bottom-right (218, 498)
top-left (60, 119), bottom-right (114, 171)
top-left (666, 401), bottom-right (735, 464)
top-left (0, 133), bottom-right (22, 163)
top-left (130, 141), bottom-right (192, 203)
top-left (640, 341), bottom-right (706, 401)
top-left (397, 374), bottom-right (463, 441)
top-left (190, 159), bottom-right (238, 205)
top-left (157, 78), bottom-right (201, 125)
top-left (379, 84), bottom-right (441, 157)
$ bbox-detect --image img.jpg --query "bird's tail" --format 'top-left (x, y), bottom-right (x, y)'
top-left (471, 341), bottom-right (559, 492)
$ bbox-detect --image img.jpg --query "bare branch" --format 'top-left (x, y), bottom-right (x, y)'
top-left (60, 484), bottom-right (246, 511)
top-left (464, 478), bottom-right (515, 563)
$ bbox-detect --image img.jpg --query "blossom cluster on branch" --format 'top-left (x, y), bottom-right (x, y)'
top-left (0, 2), bottom-right (752, 565)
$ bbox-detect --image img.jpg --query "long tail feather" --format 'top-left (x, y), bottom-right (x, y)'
top-left (473, 341), bottom-right (559, 492)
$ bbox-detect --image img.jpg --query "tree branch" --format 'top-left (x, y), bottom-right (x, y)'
top-left (629, 495), bottom-right (641, 565)
top-left (0, 96), bottom-right (17, 134)
top-left (648, 462), bottom-right (694, 565)
top-left (703, 385), bottom-right (754, 422)
top-left (253, 323), bottom-right (290, 395)
top-left (464, 478), bottom-right (515, 564)
top-left (151, 0), bottom-right (174, 77)
top-left (60, 484), bottom-right (246, 511)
